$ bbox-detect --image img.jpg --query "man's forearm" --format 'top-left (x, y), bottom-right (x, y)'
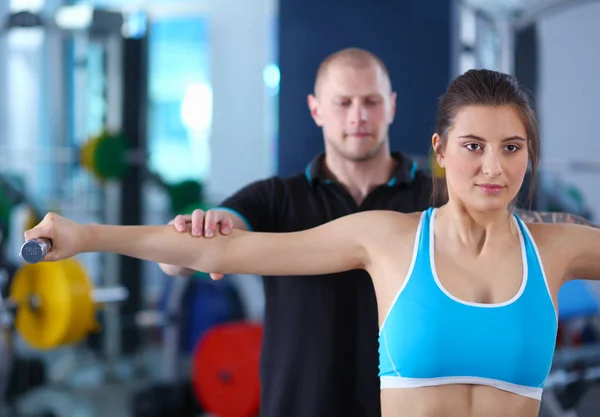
top-left (516, 210), bottom-right (598, 228)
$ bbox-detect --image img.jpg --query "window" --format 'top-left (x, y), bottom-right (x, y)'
top-left (147, 16), bottom-right (212, 184)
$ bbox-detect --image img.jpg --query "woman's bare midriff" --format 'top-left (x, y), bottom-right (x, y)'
top-left (381, 385), bottom-right (541, 417)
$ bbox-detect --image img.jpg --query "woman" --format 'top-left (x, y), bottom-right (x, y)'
top-left (25, 69), bottom-right (600, 417)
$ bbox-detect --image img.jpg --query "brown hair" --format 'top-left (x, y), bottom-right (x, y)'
top-left (432, 69), bottom-right (539, 208)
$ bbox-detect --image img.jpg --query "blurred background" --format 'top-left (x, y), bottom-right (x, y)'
top-left (0, 0), bottom-right (599, 416)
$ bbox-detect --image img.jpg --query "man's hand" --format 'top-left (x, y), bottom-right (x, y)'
top-left (171, 209), bottom-right (234, 237)
top-left (170, 209), bottom-right (235, 280)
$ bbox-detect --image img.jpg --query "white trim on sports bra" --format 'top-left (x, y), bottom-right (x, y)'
top-left (380, 375), bottom-right (543, 400)
top-left (378, 211), bottom-right (427, 335)
top-left (429, 208), bottom-right (529, 308)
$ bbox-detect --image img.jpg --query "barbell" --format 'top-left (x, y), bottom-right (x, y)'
top-left (0, 132), bottom-right (143, 181)
top-left (0, 238), bottom-right (128, 350)
top-left (0, 131), bottom-right (206, 215)
top-left (79, 132), bottom-right (208, 213)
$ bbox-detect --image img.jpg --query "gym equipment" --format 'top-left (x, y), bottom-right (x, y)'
top-left (0, 329), bottom-right (12, 406)
top-left (1, 246), bottom-right (128, 350)
top-left (536, 173), bottom-right (592, 219)
top-left (0, 131), bottom-right (206, 219)
top-left (3, 130), bottom-right (145, 182)
top-left (81, 132), bottom-right (204, 211)
top-left (2, 3), bottom-right (143, 364)
top-left (192, 322), bottom-right (262, 417)
top-left (558, 280), bottom-right (599, 322)
top-left (541, 280), bottom-right (600, 416)
top-left (14, 384), bottom-right (120, 417)
top-left (160, 278), bottom-right (245, 354)
top-left (131, 380), bottom-right (203, 417)
top-left (20, 238), bottom-right (52, 264)
top-left (5, 356), bottom-right (46, 404)
top-left (429, 147), bottom-right (445, 178)
top-left (131, 382), bottom-right (185, 417)
top-left (134, 279), bottom-right (246, 417)
top-left (80, 131), bottom-right (131, 181)
top-left (167, 181), bottom-right (205, 215)
top-left (4, 6), bottom-right (124, 32)
top-left (0, 135), bottom-right (140, 182)
top-left (143, 171), bottom-right (206, 216)
top-left (0, 189), bottom-right (12, 239)
top-left (132, 277), bottom-right (205, 417)
top-left (24, 130), bottom-right (205, 212)
top-left (0, 174), bottom-right (45, 242)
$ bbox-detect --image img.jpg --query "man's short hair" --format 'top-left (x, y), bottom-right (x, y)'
top-left (314, 48), bottom-right (392, 95)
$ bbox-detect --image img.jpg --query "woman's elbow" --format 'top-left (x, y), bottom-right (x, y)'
top-left (188, 241), bottom-right (229, 274)
top-left (188, 254), bottom-right (219, 275)
top-left (187, 231), bottom-right (253, 275)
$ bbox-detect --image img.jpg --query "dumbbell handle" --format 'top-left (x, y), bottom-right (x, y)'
top-left (20, 238), bottom-right (53, 264)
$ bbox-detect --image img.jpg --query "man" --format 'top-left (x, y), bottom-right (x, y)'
top-left (159, 48), bottom-right (593, 417)
top-left (162, 47), bottom-right (423, 417)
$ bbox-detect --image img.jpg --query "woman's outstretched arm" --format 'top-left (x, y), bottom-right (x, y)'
top-left (558, 223), bottom-right (600, 282)
top-left (24, 211), bottom-right (404, 278)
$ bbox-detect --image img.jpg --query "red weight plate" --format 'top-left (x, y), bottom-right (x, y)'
top-left (192, 322), bottom-right (263, 417)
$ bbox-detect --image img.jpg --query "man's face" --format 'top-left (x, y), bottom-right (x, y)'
top-left (308, 63), bottom-right (396, 162)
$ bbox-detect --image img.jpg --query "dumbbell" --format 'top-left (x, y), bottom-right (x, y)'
top-left (20, 237), bottom-right (52, 264)
top-left (0, 238), bottom-right (129, 350)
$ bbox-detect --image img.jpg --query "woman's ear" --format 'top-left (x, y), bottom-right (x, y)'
top-left (432, 133), bottom-right (445, 168)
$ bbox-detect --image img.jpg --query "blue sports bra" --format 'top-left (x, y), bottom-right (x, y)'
top-left (378, 208), bottom-right (558, 401)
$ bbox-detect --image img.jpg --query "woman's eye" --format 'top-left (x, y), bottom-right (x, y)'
top-left (465, 143), bottom-right (482, 151)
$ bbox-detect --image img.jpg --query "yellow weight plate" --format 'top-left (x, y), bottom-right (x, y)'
top-left (60, 260), bottom-right (97, 346)
top-left (23, 207), bottom-right (39, 232)
top-left (430, 148), bottom-right (445, 178)
top-left (80, 137), bottom-right (92, 169)
top-left (10, 261), bottom-right (73, 349)
top-left (80, 135), bottom-right (101, 174)
top-left (62, 263), bottom-right (86, 345)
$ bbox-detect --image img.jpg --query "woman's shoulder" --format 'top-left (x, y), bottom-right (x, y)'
top-left (515, 211), bottom-right (593, 254)
top-left (349, 209), bottom-right (426, 235)
top-left (516, 211), bottom-right (596, 236)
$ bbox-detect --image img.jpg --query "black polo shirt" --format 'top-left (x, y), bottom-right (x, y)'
top-left (216, 151), bottom-right (433, 417)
